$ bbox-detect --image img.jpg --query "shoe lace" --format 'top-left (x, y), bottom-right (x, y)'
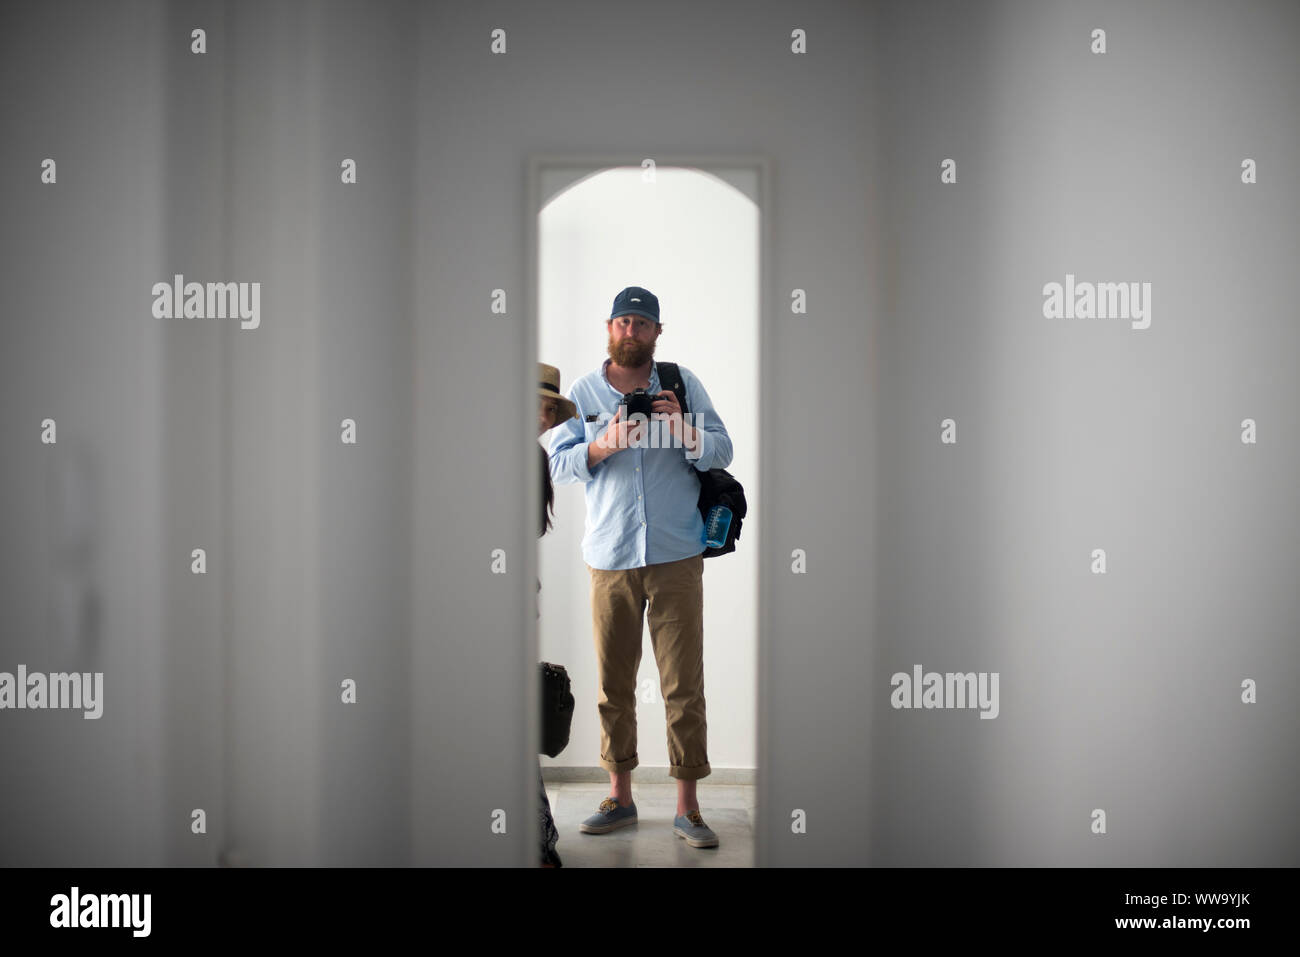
top-left (599, 798), bottom-right (620, 813)
top-left (686, 810), bottom-right (704, 826)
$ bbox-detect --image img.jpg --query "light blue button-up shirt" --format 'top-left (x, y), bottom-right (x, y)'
top-left (547, 359), bottom-right (734, 571)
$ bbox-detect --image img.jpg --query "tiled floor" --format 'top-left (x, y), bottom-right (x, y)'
top-left (543, 782), bottom-right (756, 867)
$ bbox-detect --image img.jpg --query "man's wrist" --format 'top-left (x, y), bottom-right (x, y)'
top-left (681, 422), bottom-right (702, 458)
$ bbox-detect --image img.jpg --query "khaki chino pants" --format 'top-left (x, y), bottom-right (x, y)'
top-left (586, 553), bottom-right (711, 780)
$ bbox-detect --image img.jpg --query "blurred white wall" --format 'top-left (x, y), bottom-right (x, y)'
top-left (5, 0), bottom-right (1296, 870)
top-left (0, 0), bottom-right (167, 866)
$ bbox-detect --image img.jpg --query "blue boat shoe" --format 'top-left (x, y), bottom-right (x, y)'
top-left (673, 809), bottom-right (719, 848)
top-left (579, 797), bottom-right (638, 834)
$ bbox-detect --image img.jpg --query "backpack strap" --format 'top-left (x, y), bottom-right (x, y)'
top-left (656, 361), bottom-right (689, 415)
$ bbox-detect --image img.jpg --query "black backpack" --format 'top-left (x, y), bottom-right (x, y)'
top-left (539, 661), bottom-right (575, 758)
top-left (656, 362), bottom-right (747, 558)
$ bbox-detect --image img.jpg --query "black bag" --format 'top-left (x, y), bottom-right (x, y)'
top-left (539, 661), bottom-right (575, 758)
top-left (656, 362), bottom-right (747, 558)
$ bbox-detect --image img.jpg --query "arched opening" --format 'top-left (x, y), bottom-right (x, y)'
top-left (535, 163), bottom-right (760, 866)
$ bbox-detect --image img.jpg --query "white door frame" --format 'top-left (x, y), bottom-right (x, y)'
top-left (523, 154), bottom-right (773, 865)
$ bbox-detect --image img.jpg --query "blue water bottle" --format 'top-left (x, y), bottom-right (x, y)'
top-left (703, 505), bottom-right (732, 549)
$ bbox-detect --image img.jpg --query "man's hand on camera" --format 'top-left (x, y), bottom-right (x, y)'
top-left (650, 390), bottom-right (682, 435)
top-left (652, 390), bottom-right (701, 455)
top-left (595, 405), bottom-right (642, 454)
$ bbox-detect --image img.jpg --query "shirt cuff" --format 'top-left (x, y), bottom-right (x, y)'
top-left (688, 428), bottom-right (714, 470)
top-left (575, 442), bottom-right (596, 482)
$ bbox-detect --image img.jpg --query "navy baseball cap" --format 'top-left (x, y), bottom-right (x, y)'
top-left (609, 286), bottom-right (660, 324)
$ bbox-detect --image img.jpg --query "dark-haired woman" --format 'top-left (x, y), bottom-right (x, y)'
top-left (537, 364), bottom-right (578, 867)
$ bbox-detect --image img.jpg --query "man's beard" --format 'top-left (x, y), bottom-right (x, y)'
top-left (608, 335), bottom-right (655, 369)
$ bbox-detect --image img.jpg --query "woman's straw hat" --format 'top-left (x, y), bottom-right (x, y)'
top-left (538, 362), bottom-right (579, 425)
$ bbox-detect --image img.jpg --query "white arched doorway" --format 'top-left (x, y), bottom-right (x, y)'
top-left (531, 161), bottom-right (762, 866)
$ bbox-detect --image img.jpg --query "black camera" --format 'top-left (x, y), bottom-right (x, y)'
top-left (619, 388), bottom-right (663, 420)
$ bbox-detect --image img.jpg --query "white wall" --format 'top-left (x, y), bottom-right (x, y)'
top-left (537, 166), bottom-right (759, 774)
top-left (0, 0), bottom-right (167, 866)
top-left (15, 0), bottom-right (1293, 869)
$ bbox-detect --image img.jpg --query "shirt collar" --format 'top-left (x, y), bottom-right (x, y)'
top-left (601, 358), bottom-right (660, 394)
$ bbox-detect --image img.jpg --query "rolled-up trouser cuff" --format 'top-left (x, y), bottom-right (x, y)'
top-left (600, 753), bottom-right (640, 774)
top-left (668, 762), bottom-right (711, 781)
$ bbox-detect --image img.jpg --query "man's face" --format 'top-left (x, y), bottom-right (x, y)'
top-left (607, 314), bottom-right (660, 368)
